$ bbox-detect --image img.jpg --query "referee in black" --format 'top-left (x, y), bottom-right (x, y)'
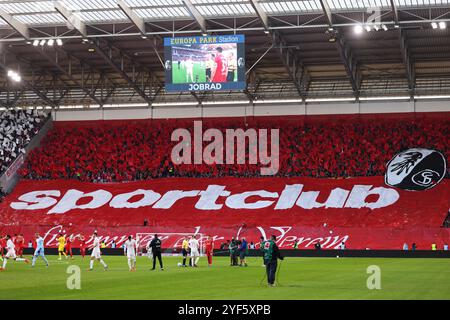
top-left (149, 234), bottom-right (164, 271)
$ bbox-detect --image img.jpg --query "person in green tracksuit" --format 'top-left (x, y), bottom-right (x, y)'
top-left (262, 235), bottom-right (284, 286)
top-left (259, 236), bottom-right (266, 267)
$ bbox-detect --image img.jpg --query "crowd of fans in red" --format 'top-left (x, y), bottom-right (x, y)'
top-left (19, 115), bottom-right (449, 182)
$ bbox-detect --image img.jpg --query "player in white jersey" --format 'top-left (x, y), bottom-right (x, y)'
top-left (89, 232), bottom-right (108, 271)
top-left (188, 235), bottom-right (200, 267)
top-left (124, 235), bottom-right (137, 272)
top-left (0, 235), bottom-right (29, 271)
top-left (185, 57), bottom-right (194, 82)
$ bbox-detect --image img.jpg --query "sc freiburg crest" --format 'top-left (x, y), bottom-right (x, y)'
top-left (385, 148), bottom-right (446, 191)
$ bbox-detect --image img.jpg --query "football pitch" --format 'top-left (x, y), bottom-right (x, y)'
top-left (173, 62), bottom-right (206, 84)
top-left (1, 256), bottom-right (449, 300)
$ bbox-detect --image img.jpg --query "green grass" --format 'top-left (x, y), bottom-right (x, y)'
top-left (1, 256), bottom-right (449, 300)
top-left (172, 62), bottom-right (206, 84)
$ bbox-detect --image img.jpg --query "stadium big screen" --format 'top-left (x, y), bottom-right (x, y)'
top-left (164, 35), bottom-right (246, 92)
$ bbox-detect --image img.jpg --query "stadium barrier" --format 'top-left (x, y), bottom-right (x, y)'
top-left (20, 248), bottom-right (450, 258)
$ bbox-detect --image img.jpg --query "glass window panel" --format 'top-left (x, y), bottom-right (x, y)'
top-left (62, 0), bottom-right (116, 11)
top-left (15, 13), bottom-right (65, 25)
top-left (198, 4), bottom-right (254, 17)
top-left (77, 9), bottom-right (127, 22)
top-left (0, 1), bottom-right (55, 14)
top-left (264, 1), bottom-right (323, 13)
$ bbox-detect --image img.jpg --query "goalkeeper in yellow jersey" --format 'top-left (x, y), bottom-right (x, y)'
top-left (57, 233), bottom-right (68, 260)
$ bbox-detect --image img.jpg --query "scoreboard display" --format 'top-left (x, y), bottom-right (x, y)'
top-left (164, 35), bottom-right (246, 92)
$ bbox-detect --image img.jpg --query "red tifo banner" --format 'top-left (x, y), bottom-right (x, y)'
top-left (0, 176), bottom-right (448, 250)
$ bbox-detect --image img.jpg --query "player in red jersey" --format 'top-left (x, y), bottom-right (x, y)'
top-left (15, 234), bottom-right (25, 258)
top-left (78, 235), bottom-right (86, 258)
top-left (211, 47), bottom-right (228, 83)
top-left (0, 235), bottom-right (5, 260)
top-left (204, 236), bottom-right (214, 267)
top-left (13, 234), bottom-right (18, 251)
top-left (65, 236), bottom-right (73, 258)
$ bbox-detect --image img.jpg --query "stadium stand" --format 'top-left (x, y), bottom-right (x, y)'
top-left (444, 211), bottom-right (450, 228)
top-left (0, 109), bottom-right (48, 175)
top-left (20, 114), bottom-right (449, 182)
top-left (1, 113), bottom-right (449, 251)
top-left (0, 187), bottom-right (6, 203)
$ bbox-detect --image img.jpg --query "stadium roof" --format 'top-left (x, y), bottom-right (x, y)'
top-left (0, 0), bottom-right (449, 108)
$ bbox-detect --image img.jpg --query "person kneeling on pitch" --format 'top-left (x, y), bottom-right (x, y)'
top-left (262, 235), bottom-right (284, 287)
top-left (149, 234), bottom-right (163, 271)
